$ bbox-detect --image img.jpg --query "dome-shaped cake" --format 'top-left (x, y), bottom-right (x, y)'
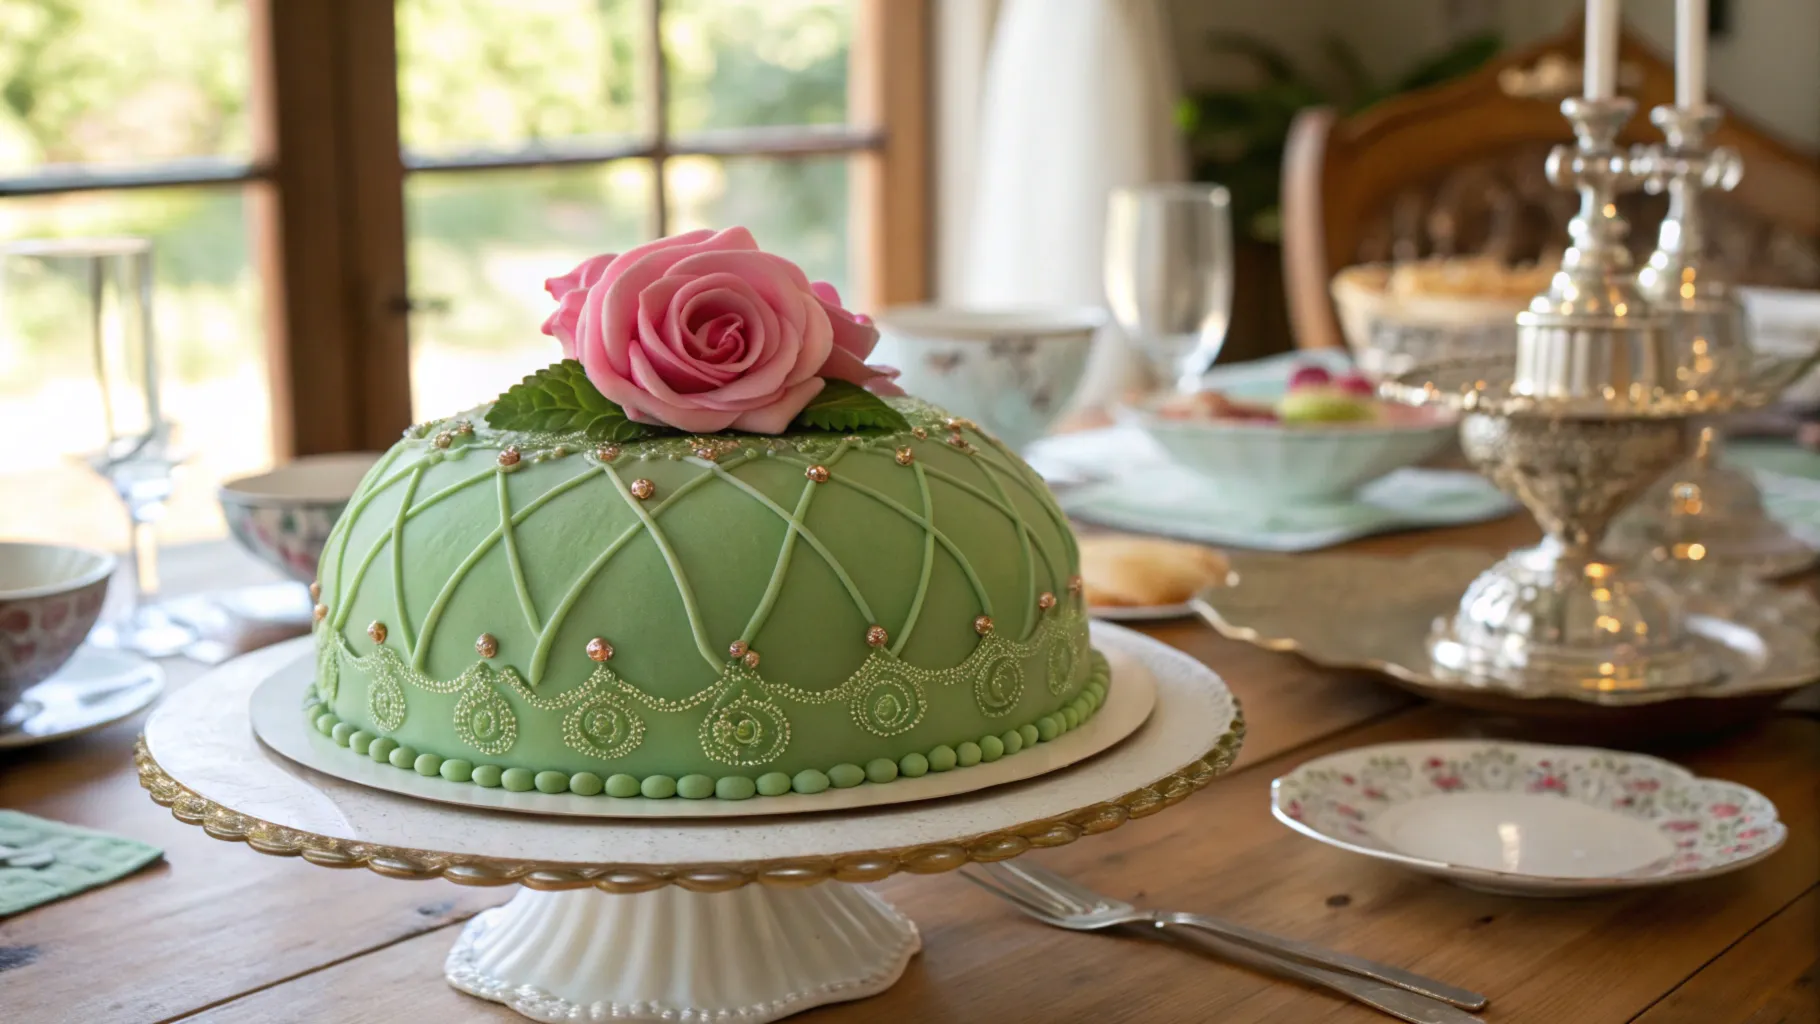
top-left (306, 401), bottom-right (1103, 799)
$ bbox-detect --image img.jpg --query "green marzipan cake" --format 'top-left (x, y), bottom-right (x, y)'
top-left (305, 397), bottom-right (1106, 800)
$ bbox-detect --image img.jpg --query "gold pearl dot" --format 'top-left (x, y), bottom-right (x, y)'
top-left (475, 633), bottom-right (498, 658)
top-left (805, 465), bottom-right (830, 483)
top-left (629, 478), bottom-right (656, 500)
top-left (894, 447), bottom-right (915, 466)
top-left (596, 444), bottom-right (620, 461)
top-left (1038, 591), bottom-right (1057, 611)
top-left (433, 432), bottom-right (453, 449)
top-left (693, 446), bottom-right (717, 461)
top-left (742, 650), bottom-right (762, 670)
top-left (312, 603), bottom-right (327, 622)
top-left (497, 446), bottom-right (521, 467)
top-left (947, 433), bottom-right (968, 448)
top-left (728, 640), bottom-right (749, 659)
top-left (309, 581), bottom-right (321, 600)
top-left (454, 420), bottom-right (473, 435)
top-left (974, 614), bottom-right (994, 636)
top-left (866, 624), bottom-right (889, 648)
top-left (367, 621), bottom-right (388, 644)
top-left (911, 427), bottom-right (928, 440)
top-left (1067, 575), bottom-right (1084, 594)
top-left (586, 637), bottom-right (613, 662)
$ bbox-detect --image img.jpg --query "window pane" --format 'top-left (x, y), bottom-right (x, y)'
top-left (397, 0), bottom-right (647, 160)
top-left (0, 1), bottom-right (250, 175)
top-left (664, 0), bottom-right (852, 134)
top-left (405, 162), bottom-right (655, 420)
top-left (665, 155), bottom-right (851, 303)
top-left (0, 187), bottom-right (270, 546)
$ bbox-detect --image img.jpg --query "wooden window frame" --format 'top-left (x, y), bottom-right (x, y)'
top-left (0, 0), bottom-right (930, 459)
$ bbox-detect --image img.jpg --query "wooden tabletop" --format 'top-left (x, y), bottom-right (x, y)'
top-left (3, 520), bottom-right (1815, 1024)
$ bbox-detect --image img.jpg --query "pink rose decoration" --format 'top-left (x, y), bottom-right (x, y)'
top-left (541, 227), bottom-right (899, 434)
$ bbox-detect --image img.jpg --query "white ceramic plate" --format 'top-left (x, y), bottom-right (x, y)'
top-left (0, 646), bottom-right (165, 750)
top-left (1272, 740), bottom-right (1785, 896)
top-left (251, 622), bottom-right (1158, 819)
top-left (1089, 602), bottom-right (1194, 622)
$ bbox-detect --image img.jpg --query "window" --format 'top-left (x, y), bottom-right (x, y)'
top-left (0, 0), bottom-right (267, 547)
top-left (0, 0), bottom-right (927, 547)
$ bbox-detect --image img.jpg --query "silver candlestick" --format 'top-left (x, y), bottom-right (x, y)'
top-left (1606, 103), bottom-right (1819, 582)
top-left (1388, 97), bottom-right (1733, 699)
top-left (1635, 104), bottom-right (1743, 366)
top-left (1510, 97), bottom-right (1673, 405)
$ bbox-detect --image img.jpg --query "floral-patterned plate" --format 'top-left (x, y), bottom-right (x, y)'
top-left (1271, 740), bottom-right (1785, 897)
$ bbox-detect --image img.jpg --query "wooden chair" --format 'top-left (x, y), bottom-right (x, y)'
top-left (1281, 19), bottom-right (1820, 351)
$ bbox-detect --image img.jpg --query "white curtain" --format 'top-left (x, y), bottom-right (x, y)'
top-left (955, 0), bottom-right (1188, 406)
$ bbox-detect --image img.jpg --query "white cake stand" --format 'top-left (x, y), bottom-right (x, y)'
top-left (136, 622), bottom-right (1244, 1023)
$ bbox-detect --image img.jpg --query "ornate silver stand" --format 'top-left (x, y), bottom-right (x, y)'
top-left (1606, 104), bottom-right (1819, 583)
top-left (1390, 98), bottom-right (1736, 699)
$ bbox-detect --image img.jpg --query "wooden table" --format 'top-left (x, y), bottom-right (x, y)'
top-left (3, 520), bottom-right (1815, 1024)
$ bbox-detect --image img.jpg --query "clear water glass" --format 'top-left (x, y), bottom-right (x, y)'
top-left (2, 238), bottom-right (196, 657)
top-left (1103, 184), bottom-right (1234, 392)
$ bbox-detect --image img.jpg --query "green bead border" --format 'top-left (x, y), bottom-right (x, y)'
top-left (302, 649), bottom-right (1112, 801)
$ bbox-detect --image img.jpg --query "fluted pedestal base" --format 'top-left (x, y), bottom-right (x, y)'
top-left (446, 885), bottom-right (921, 1022)
top-left (1427, 539), bottom-right (1724, 698)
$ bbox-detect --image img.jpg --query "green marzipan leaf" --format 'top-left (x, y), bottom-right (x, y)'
top-left (790, 379), bottom-right (910, 433)
top-left (485, 359), bottom-right (667, 441)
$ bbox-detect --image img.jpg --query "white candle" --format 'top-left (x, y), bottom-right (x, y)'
top-left (1676, 0), bottom-right (1708, 107)
top-left (1584, 0), bottom-right (1620, 100)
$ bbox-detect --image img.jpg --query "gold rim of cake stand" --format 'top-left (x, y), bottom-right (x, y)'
top-left (133, 709), bottom-right (1244, 894)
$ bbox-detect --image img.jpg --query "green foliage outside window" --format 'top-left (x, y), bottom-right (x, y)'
top-left (1177, 31), bottom-right (1502, 244)
top-left (0, 0), bottom-right (855, 393)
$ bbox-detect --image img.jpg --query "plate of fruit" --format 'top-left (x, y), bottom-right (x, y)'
top-left (1118, 362), bottom-right (1458, 507)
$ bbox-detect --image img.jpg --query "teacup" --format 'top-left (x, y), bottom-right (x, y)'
top-left (219, 452), bottom-right (383, 584)
top-left (872, 305), bottom-right (1106, 450)
top-left (0, 542), bottom-right (115, 718)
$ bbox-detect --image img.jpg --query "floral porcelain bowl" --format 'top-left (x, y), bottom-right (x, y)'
top-left (1272, 740), bottom-right (1785, 896)
top-left (0, 542), bottom-right (115, 716)
top-left (872, 305), bottom-right (1103, 451)
top-left (219, 453), bottom-right (382, 584)
top-left (1120, 382), bottom-right (1456, 507)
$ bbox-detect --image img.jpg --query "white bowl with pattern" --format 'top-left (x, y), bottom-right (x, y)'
top-left (872, 305), bottom-right (1104, 451)
top-left (0, 542), bottom-right (115, 716)
top-left (219, 452), bottom-right (382, 584)
top-left (1272, 740), bottom-right (1785, 896)
top-left (1120, 390), bottom-right (1456, 507)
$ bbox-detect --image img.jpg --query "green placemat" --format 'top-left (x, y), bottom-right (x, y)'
top-left (0, 810), bottom-right (163, 918)
top-left (1729, 440), bottom-right (1820, 482)
top-left (1724, 441), bottom-right (1820, 546)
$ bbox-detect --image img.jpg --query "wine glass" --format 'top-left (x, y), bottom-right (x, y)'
top-left (1103, 183), bottom-right (1234, 392)
top-left (2, 237), bottom-right (196, 657)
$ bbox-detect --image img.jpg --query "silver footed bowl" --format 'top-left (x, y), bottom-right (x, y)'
top-left (1429, 414), bottom-right (1718, 697)
top-left (1382, 349), bottom-right (1818, 421)
top-left (1381, 350), bottom-right (1820, 700)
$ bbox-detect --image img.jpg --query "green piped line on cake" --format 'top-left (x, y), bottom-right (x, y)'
top-left (303, 649), bottom-right (1112, 800)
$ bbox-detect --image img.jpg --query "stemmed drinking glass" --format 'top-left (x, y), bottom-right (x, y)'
top-left (3, 237), bottom-right (196, 657)
top-left (1103, 184), bottom-right (1234, 392)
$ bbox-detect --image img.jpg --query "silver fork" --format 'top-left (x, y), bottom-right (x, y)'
top-left (964, 861), bottom-right (1487, 1023)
